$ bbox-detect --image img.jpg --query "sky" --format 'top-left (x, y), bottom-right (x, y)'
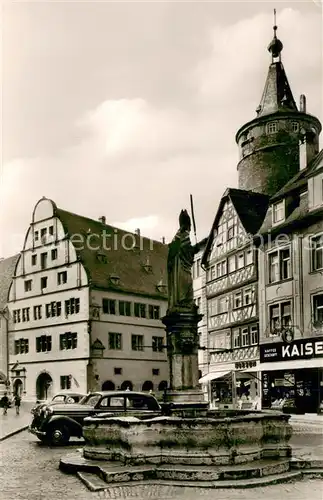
top-left (1, 0), bottom-right (322, 257)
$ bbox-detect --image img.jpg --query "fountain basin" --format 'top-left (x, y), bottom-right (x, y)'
top-left (82, 411), bottom-right (292, 466)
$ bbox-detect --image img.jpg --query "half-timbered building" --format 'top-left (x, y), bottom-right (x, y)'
top-left (200, 189), bottom-right (268, 408)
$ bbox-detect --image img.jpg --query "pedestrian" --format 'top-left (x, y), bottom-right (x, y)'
top-left (1, 392), bottom-right (10, 415)
top-left (14, 393), bottom-right (21, 415)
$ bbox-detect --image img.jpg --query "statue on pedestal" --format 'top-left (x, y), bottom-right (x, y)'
top-left (167, 209), bottom-right (195, 314)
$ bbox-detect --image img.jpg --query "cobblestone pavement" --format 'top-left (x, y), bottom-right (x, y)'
top-left (0, 431), bottom-right (322, 500)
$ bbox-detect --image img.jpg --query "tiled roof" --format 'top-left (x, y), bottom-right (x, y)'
top-left (271, 149), bottom-right (323, 202)
top-left (257, 62), bottom-right (297, 117)
top-left (55, 208), bottom-right (168, 299)
top-left (0, 255), bottom-right (20, 309)
top-left (202, 188), bottom-right (269, 265)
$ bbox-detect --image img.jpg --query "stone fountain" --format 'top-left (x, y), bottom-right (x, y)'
top-left (60, 210), bottom-right (299, 491)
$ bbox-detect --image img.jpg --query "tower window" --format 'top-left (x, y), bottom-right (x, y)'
top-left (267, 122), bottom-right (278, 134)
top-left (292, 122), bottom-right (299, 132)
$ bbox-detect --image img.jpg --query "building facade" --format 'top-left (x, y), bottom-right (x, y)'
top-left (199, 190), bottom-right (268, 408)
top-left (192, 239), bottom-right (207, 379)
top-left (254, 150), bottom-right (323, 413)
top-left (7, 198), bottom-right (168, 400)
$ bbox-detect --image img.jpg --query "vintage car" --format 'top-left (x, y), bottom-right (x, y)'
top-left (31, 392), bottom-right (86, 415)
top-left (29, 391), bottom-right (162, 445)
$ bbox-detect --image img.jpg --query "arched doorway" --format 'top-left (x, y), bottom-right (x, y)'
top-left (101, 380), bottom-right (115, 391)
top-left (142, 381), bottom-right (153, 392)
top-left (158, 380), bottom-right (168, 391)
top-left (120, 380), bottom-right (133, 391)
top-left (36, 372), bottom-right (53, 400)
top-left (13, 379), bottom-right (23, 396)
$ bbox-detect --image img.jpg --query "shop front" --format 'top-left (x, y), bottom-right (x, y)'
top-left (199, 360), bottom-right (261, 410)
top-left (250, 337), bottom-right (323, 414)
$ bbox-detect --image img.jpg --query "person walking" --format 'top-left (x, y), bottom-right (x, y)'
top-left (1, 392), bottom-right (10, 415)
top-left (14, 394), bottom-right (21, 415)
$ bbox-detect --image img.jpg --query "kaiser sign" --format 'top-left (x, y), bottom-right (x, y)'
top-left (260, 337), bottom-right (323, 363)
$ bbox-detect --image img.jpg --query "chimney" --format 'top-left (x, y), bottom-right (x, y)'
top-left (299, 128), bottom-right (307, 170)
top-left (135, 228), bottom-right (140, 236)
top-left (98, 216), bottom-right (106, 224)
top-left (300, 94), bottom-right (306, 113)
top-left (162, 237), bottom-right (165, 244)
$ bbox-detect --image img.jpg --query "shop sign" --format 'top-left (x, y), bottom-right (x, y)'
top-left (260, 337), bottom-right (323, 362)
top-left (235, 360), bottom-right (257, 370)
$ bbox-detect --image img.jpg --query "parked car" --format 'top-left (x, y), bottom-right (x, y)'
top-left (29, 391), bottom-right (162, 445)
top-left (31, 392), bottom-right (86, 415)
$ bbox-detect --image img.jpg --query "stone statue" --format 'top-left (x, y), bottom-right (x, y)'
top-left (167, 209), bottom-right (195, 313)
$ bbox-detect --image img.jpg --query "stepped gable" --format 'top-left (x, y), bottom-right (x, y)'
top-left (56, 208), bottom-right (168, 299)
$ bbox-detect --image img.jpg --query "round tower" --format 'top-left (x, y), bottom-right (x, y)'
top-left (236, 17), bottom-right (321, 197)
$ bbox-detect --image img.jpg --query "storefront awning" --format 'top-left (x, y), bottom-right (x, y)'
top-left (243, 358), bottom-right (323, 373)
top-left (199, 370), bottom-right (232, 384)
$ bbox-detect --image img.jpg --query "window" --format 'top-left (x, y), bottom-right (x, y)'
top-left (36, 335), bottom-right (52, 352)
top-left (196, 297), bottom-right (201, 310)
top-left (149, 305), bottom-right (160, 319)
top-left (15, 338), bottom-right (29, 354)
top-left (31, 254), bottom-right (37, 266)
top-left (34, 231), bottom-right (39, 242)
top-left (243, 288), bottom-right (252, 306)
top-left (51, 249), bottom-right (57, 260)
top-left (209, 266), bottom-right (216, 280)
top-left (152, 336), bottom-right (164, 352)
top-left (234, 292), bottom-right (242, 309)
top-left (57, 271), bottom-right (67, 285)
top-left (40, 228), bottom-right (47, 243)
top-left (233, 329), bottom-right (241, 348)
top-left (152, 368), bottom-right (160, 376)
top-left (22, 307), bottom-right (30, 322)
top-left (237, 253), bottom-right (244, 269)
top-left (241, 328), bottom-right (249, 347)
top-left (114, 367), bottom-right (122, 375)
top-left (245, 249), bottom-right (253, 265)
top-left (60, 332), bottom-right (77, 350)
top-left (119, 300), bottom-right (131, 316)
top-left (267, 122), bottom-right (277, 134)
top-left (272, 201), bottom-right (285, 224)
top-left (134, 303), bottom-right (146, 318)
top-left (13, 310), bottom-right (21, 323)
top-left (216, 260), bottom-right (227, 278)
top-left (227, 226), bottom-right (235, 240)
top-left (46, 301), bottom-right (61, 318)
top-left (250, 325), bottom-right (258, 345)
top-left (49, 225), bottom-right (54, 236)
top-left (132, 334), bottom-right (144, 351)
top-left (268, 247), bottom-right (291, 283)
top-left (60, 376), bottom-right (71, 390)
top-left (269, 301), bottom-right (292, 334)
top-left (218, 297), bottom-right (228, 313)
top-left (102, 298), bottom-right (116, 314)
top-left (292, 121), bottom-right (299, 132)
top-left (313, 294), bottom-right (323, 327)
top-left (33, 305), bottom-right (42, 320)
top-left (109, 332), bottom-right (122, 350)
top-left (311, 234), bottom-right (323, 271)
top-left (65, 298), bottom-right (80, 315)
top-left (41, 277), bottom-right (48, 289)
top-left (24, 280), bottom-right (32, 292)
top-left (228, 255), bottom-right (236, 273)
top-left (40, 252), bottom-right (47, 270)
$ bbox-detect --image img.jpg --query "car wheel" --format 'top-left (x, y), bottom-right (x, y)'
top-left (47, 424), bottom-right (70, 446)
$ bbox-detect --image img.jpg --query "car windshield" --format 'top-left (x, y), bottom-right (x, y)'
top-left (80, 395), bottom-right (101, 406)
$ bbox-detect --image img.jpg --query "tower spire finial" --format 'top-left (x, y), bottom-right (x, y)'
top-left (268, 8), bottom-right (283, 61)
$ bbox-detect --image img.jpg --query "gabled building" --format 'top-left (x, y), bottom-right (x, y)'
top-left (199, 189), bottom-right (268, 407)
top-left (7, 197), bottom-right (168, 400)
top-left (0, 255), bottom-right (20, 389)
top-left (252, 149), bottom-right (323, 413)
top-left (192, 238), bottom-right (208, 378)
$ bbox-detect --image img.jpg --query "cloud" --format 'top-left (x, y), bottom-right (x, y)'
top-left (1, 7), bottom-right (321, 258)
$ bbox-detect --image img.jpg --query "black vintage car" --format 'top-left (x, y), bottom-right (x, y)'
top-left (29, 391), bottom-right (162, 445)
